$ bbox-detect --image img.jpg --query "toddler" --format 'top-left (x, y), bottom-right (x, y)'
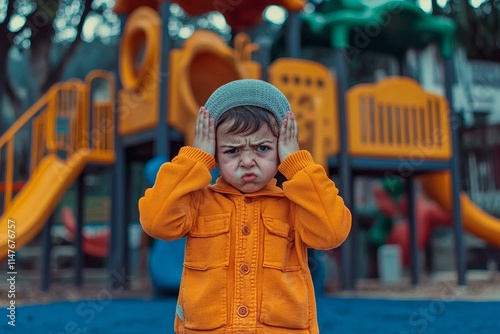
top-left (139, 79), bottom-right (352, 333)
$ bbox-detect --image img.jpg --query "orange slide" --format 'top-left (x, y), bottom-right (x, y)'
top-left (0, 151), bottom-right (112, 259)
top-left (419, 171), bottom-right (500, 247)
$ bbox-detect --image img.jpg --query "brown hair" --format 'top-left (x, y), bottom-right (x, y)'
top-left (216, 105), bottom-right (279, 137)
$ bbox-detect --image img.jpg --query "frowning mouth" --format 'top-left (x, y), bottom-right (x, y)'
top-left (241, 173), bottom-right (257, 182)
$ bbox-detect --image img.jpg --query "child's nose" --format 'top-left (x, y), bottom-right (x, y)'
top-left (240, 151), bottom-right (255, 167)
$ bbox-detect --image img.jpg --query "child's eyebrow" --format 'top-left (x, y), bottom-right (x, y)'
top-left (219, 140), bottom-right (274, 148)
top-left (251, 140), bottom-right (274, 146)
top-left (220, 144), bottom-right (244, 148)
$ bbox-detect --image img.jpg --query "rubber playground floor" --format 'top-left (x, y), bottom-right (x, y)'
top-left (1, 291), bottom-right (499, 333)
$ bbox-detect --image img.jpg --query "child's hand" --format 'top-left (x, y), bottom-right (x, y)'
top-left (278, 111), bottom-right (300, 162)
top-left (193, 106), bottom-right (215, 156)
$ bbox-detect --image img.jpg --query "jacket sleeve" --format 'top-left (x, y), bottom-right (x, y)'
top-left (138, 146), bottom-right (215, 241)
top-left (278, 150), bottom-right (352, 250)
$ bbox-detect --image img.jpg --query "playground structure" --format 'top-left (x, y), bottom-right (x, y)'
top-left (372, 177), bottom-right (452, 267)
top-left (0, 72), bottom-right (115, 257)
top-left (1, 0), bottom-right (500, 291)
top-left (61, 206), bottom-right (109, 258)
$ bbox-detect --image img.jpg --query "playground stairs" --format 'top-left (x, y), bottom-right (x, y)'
top-left (0, 70), bottom-right (116, 259)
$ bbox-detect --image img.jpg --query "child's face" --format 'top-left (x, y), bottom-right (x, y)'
top-left (216, 120), bottom-right (279, 193)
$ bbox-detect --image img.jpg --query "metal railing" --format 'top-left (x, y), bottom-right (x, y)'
top-left (0, 70), bottom-right (115, 214)
top-left (462, 124), bottom-right (500, 217)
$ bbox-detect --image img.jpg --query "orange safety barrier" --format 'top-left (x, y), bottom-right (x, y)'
top-left (86, 71), bottom-right (116, 154)
top-left (168, 30), bottom-right (260, 145)
top-left (346, 77), bottom-right (451, 160)
top-left (118, 6), bottom-right (160, 136)
top-left (269, 58), bottom-right (339, 168)
top-left (0, 71), bottom-right (115, 259)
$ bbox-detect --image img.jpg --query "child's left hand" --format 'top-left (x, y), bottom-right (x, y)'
top-left (278, 111), bottom-right (300, 162)
top-left (193, 106), bottom-right (215, 156)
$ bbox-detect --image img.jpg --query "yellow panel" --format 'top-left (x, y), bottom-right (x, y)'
top-left (346, 77), bottom-right (451, 160)
top-left (118, 7), bottom-right (160, 136)
top-left (269, 58), bottom-right (339, 168)
top-left (168, 31), bottom-right (260, 145)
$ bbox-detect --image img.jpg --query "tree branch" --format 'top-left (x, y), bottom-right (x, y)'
top-left (0, 0), bottom-right (17, 126)
top-left (5, 76), bottom-right (22, 119)
top-left (42, 0), bottom-right (94, 91)
top-left (0, 0), bottom-right (16, 51)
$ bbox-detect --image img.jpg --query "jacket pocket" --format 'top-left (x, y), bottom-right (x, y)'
top-left (260, 269), bottom-right (310, 329)
top-left (262, 216), bottom-right (300, 271)
top-left (179, 267), bottom-right (228, 330)
top-left (184, 213), bottom-right (230, 270)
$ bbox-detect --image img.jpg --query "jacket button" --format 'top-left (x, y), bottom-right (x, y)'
top-left (240, 263), bottom-right (250, 275)
top-left (237, 306), bottom-right (249, 318)
top-left (244, 197), bottom-right (252, 204)
top-left (242, 225), bottom-right (250, 235)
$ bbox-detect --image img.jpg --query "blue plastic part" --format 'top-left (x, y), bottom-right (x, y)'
top-left (144, 156), bottom-right (220, 292)
top-left (145, 155), bottom-right (183, 291)
top-left (149, 238), bottom-right (186, 292)
top-left (144, 155), bottom-right (168, 187)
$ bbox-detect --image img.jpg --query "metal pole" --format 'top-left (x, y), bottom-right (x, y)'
top-left (74, 173), bottom-right (85, 287)
top-left (286, 11), bottom-right (301, 58)
top-left (443, 57), bottom-right (467, 286)
top-left (110, 144), bottom-right (127, 289)
top-left (41, 213), bottom-right (54, 291)
top-left (333, 48), bottom-right (353, 290)
top-left (256, 36), bottom-right (272, 82)
top-left (406, 177), bottom-right (419, 285)
top-left (109, 13), bottom-right (128, 290)
top-left (350, 176), bottom-right (358, 284)
top-left (156, 1), bottom-right (172, 158)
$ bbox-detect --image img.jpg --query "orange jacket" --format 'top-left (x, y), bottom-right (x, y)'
top-left (139, 147), bottom-right (352, 333)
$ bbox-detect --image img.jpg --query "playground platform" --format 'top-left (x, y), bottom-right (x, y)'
top-left (1, 272), bottom-right (499, 333)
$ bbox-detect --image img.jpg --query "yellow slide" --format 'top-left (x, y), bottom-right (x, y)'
top-left (420, 171), bottom-right (500, 247)
top-left (0, 150), bottom-right (106, 258)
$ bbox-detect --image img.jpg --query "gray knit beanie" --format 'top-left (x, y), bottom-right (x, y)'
top-left (204, 79), bottom-right (290, 126)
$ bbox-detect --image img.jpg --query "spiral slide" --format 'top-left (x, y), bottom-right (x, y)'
top-left (419, 171), bottom-right (500, 247)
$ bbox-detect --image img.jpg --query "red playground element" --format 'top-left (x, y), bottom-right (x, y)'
top-left (373, 183), bottom-right (451, 266)
top-left (113, 0), bottom-right (305, 31)
top-left (0, 181), bottom-right (25, 192)
top-left (61, 206), bottom-right (110, 258)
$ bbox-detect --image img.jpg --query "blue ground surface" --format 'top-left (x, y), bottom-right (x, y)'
top-left (1, 296), bottom-right (499, 333)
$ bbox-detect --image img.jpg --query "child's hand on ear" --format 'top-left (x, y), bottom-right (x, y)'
top-left (193, 106), bottom-right (215, 156)
top-left (278, 111), bottom-right (300, 162)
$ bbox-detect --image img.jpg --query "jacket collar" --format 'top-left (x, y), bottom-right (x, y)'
top-left (209, 177), bottom-right (285, 198)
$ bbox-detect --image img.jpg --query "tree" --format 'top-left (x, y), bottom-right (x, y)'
top-left (0, 0), bottom-right (20, 117)
top-left (435, 0), bottom-right (500, 61)
top-left (0, 0), bottom-right (120, 132)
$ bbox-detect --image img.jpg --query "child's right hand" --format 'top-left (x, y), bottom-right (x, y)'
top-left (193, 106), bottom-right (215, 156)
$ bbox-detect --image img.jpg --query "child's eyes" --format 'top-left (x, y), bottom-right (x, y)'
top-left (224, 148), bottom-right (238, 154)
top-left (256, 146), bottom-right (270, 152)
top-left (224, 146), bottom-right (271, 154)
